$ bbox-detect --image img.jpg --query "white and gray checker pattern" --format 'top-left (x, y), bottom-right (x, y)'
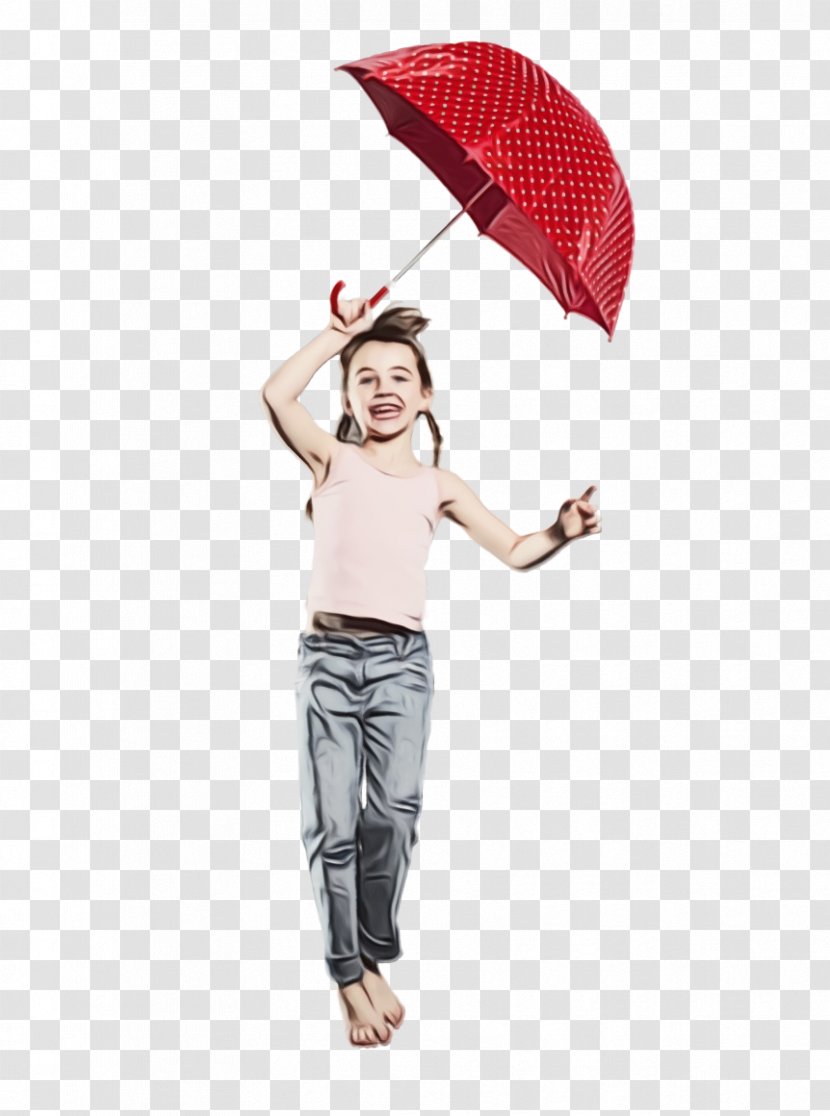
top-left (1, 1), bottom-right (828, 1113)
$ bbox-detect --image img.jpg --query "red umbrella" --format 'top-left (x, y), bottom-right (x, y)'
top-left (330, 41), bottom-right (634, 341)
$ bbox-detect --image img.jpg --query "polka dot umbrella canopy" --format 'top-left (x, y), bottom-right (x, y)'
top-left (331, 41), bottom-right (634, 341)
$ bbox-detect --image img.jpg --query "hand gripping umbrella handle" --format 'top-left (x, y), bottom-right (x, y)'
top-left (329, 280), bottom-right (390, 326)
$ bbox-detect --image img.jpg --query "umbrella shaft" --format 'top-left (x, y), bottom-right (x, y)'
top-left (374, 179), bottom-right (495, 302)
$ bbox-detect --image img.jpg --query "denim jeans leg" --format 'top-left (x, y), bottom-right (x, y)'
top-left (357, 634), bottom-right (434, 964)
top-left (296, 636), bottom-right (366, 988)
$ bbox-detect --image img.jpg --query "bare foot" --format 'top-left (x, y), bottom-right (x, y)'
top-left (337, 979), bottom-right (393, 1047)
top-left (359, 959), bottom-right (406, 1030)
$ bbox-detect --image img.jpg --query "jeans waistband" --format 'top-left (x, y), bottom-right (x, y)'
top-left (298, 628), bottom-right (429, 656)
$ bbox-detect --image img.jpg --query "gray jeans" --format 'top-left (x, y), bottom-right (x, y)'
top-left (295, 629), bottom-right (434, 987)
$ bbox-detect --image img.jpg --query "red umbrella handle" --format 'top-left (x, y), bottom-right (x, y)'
top-left (330, 280), bottom-right (390, 325)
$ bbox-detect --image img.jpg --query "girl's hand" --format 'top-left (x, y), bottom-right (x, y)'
top-left (552, 485), bottom-right (601, 544)
top-left (329, 296), bottom-right (374, 338)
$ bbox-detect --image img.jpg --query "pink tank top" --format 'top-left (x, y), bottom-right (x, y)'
top-left (305, 441), bottom-right (442, 631)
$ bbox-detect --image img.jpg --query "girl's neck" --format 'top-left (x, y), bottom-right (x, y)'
top-left (360, 438), bottom-right (419, 472)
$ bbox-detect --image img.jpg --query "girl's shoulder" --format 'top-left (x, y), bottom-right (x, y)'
top-left (433, 463), bottom-right (466, 517)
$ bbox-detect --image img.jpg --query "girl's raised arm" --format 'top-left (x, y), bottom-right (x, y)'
top-left (260, 327), bottom-right (345, 480)
top-left (261, 327), bottom-right (344, 409)
top-left (261, 296), bottom-right (372, 406)
top-left (261, 298), bottom-right (374, 478)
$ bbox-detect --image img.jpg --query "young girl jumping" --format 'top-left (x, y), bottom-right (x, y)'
top-left (261, 296), bottom-right (601, 1048)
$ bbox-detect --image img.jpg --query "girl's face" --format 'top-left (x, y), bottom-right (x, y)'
top-left (344, 340), bottom-right (432, 441)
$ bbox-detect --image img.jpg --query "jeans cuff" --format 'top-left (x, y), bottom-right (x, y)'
top-left (364, 948), bottom-right (402, 964)
top-left (331, 959), bottom-right (365, 988)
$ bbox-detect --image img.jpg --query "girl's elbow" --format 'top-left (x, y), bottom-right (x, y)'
top-left (505, 536), bottom-right (523, 571)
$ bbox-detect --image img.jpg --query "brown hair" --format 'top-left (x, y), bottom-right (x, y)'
top-left (304, 305), bottom-right (444, 522)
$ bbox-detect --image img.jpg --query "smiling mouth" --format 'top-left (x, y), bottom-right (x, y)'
top-left (369, 405), bottom-right (403, 418)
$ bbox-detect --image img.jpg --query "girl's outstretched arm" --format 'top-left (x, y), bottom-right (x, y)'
top-left (510, 485), bottom-right (601, 572)
top-left (441, 471), bottom-right (601, 573)
top-left (439, 469), bottom-right (521, 569)
top-left (509, 524), bottom-right (569, 571)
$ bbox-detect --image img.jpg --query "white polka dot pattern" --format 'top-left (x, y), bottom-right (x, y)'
top-left (336, 41), bottom-right (634, 339)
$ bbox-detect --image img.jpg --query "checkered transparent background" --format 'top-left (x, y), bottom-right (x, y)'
top-left (1, 0), bottom-right (829, 1111)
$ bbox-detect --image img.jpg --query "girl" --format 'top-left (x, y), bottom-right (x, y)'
top-left (261, 297), bottom-right (601, 1048)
